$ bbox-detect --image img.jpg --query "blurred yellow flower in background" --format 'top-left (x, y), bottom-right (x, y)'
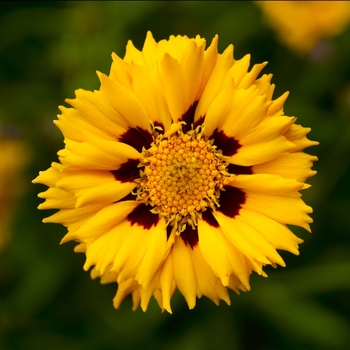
top-left (0, 135), bottom-right (28, 250)
top-left (34, 32), bottom-right (317, 313)
top-left (256, 1), bottom-right (350, 54)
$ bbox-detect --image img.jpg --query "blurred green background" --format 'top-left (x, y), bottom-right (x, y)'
top-left (1, 1), bottom-right (350, 349)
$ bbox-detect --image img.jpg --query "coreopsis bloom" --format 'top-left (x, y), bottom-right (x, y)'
top-left (0, 135), bottom-right (28, 250)
top-left (256, 1), bottom-right (350, 54)
top-left (34, 32), bottom-right (318, 313)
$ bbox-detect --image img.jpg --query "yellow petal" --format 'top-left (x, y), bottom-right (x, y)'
top-left (58, 138), bottom-right (141, 170)
top-left (141, 31), bottom-right (158, 68)
top-left (56, 169), bottom-right (136, 207)
top-left (203, 84), bottom-right (270, 141)
top-left (214, 210), bottom-right (284, 272)
top-left (131, 289), bottom-right (142, 311)
top-left (76, 181), bottom-right (135, 208)
top-left (44, 202), bottom-right (104, 226)
top-left (64, 200), bottom-right (140, 243)
top-left (202, 78), bottom-right (235, 137)
top-left (229, 136), bottom-right (294, 166)
top-left (92, 265), bottom-right (118, 284)
top-left (84, 220), bottom-right (132, 274)
top-left (124, 39), bottom-right (145, 66)
top-left (198, 217), bottom-right (251, 289)
top-left (196, 35), bottom-right (218, 101)
top-left (55, 106), bottom-right (117, 143)
top-left (66, 89), bottom-right (128, 139)
top-left (220, 87), bottom-right (270, 140)
top-left (180, 40), bottom-right (204, 108)
top-left (284, 123), bottom-right (319, 151)
top-left (238, 61), bottom-right (268, 89)
top-left (113, 217), bottom-right (173, 289)
top-left (239, 209), bottom-right (303, 255)
top-left (253, 152), bottom-right (318, 182)
top-left (232, 174), bottom-right (304, 196)
top-left (109, 52), bottom-right (132, 87)
top-left (74, 242), bottom-right (86, 253)
top-left (99, 73), bottom-right (151, 132)
top-left (191, 246), bottom-right (231, 305)
top-left (197, 218), bottom-right (232, 283)
top-left (139, 271), bottom-right (161, 312)
top-left (267, 91), bottom-right (289, 117)
top-left (244, 191), bottom-right (313, 231)
top-left (229, 273), bottom-right (250, 293)
top-left (157, 34), bottom-right (205, 63)
top-left (33, 162), bottom-right (63, 187)
top-left (129, 62), bottom-right (172, 132)
top-left (157, 253), bottom-right (176, 313)
top-left (255, 73), bottom-right (275, 101)
top-left (113, 278), bottom-right (139, 309)
top-left (38, 187), bottom-right (75, 210)
top-left (195, 44), bottom-right (234, 119)
top-left (172, 237), bottom-right (197, 309)
top-left (239, 115), bottom-right (294, 145)
top-left (161, 53), bottom-right (186, 122)
top-left (227, 53), bottom-right (251, 87)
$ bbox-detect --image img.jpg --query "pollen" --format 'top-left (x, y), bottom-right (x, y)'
top-left (137, 124), bottom-right (235, 233)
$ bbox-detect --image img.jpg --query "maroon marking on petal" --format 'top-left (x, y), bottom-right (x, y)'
top-left (227, 164), bottom-right (253, 175)
top-left (181, 225), bottom-right (199, 249)
top-left (111, 159), bottom-right (140, 183)
top-left (217, 186), bottom-right (246, 218)
top-left (119, 127), bottom-right (153, 153)
top-left (127, 203), bottom-right (160, 229)
top-left (210, 129), bottom-right (241, 156)
top-left (193, 115), bottom-right (205, 130)
top-left (202, 209), bottom-right (219, 228)
top-left (180, 101), bottom-right (199, 133)
top-left (153, 121), bottom-right (164, 131)
top-left (166, 225), bottom-right (172, 240)
top-left (120, 192), bottom-right (137, 202)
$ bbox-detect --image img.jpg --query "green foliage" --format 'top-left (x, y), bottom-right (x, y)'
top-left (1, 1), bottom-right (350, 349)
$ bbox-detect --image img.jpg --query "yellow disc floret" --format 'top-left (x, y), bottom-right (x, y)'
top-left (137, 124), bottom-right (235, 234)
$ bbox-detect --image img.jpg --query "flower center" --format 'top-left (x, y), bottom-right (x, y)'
top-left (136, 124), bottom-right (235, 233)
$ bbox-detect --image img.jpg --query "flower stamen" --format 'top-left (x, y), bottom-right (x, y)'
top-left (137, 123), bottom-right (235, 233)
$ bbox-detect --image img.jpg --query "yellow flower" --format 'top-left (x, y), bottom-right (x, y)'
top-left (34, 32), bottom-right (318, 313)
top-left (256, 1), bottom-right (350, 54)
top-left (0, 135), bottom-right (28, 250)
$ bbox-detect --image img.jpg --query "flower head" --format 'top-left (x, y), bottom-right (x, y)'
top-left (1, 134), bottom-right (28, 250)
top-left (34, 32), bottom-right (318, 312)
top-left (257, 1), bottom-right (350, 54)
